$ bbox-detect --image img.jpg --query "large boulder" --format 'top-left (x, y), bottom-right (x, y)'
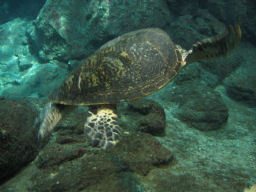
top-left (165, 8), bottom-right (226, 50)
top-left (0, 101), bottom-right (174, 191)
top-left (0, 97), bottom-right (39, 183)
top-left (199, 43), bottom-right (244, 85)
top-left (30, 132), bottom-right (173, 192)
top-left (2, 64), bottom-right (68, 99)
top-left (224, 43), bottom-right (256, 107)
top-left (0, 19), bottom-right (36, 93)
top-left (28, 0), bottom-right (172, 62)
top-left (124, 99), bottom-right (166, 136)
top-left (166, 0), bottom-right (256, 44)
top-left (0, 18), bottom-right (68, 100)
top-left (199, 0), bottom-right (256, 44)
top-left (6, 131), bottom-right (173, 192)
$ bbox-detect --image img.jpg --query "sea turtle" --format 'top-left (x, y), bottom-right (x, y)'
top-left (38, 25), bottom-right (241, 149)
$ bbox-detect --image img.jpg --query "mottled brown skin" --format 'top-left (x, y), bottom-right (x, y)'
top-left (50, 28), bottom-right (183, 105)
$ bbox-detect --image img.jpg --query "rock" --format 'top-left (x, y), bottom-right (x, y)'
top-left (0, 0), bottom-right (45, 24)
top-left (173, 62), bottom-right (219, 88)
top-left (226, 86), bottom-right (256, 108)
top-left (199, 0), bottom-right (256, 44)
top-left (146, 171), bottom-right (206, 192)
top-left (0, 97), bottom-right (39, 183)
top-left (199, 44), bottom-right (244, 84)
top-left (169, 81), bottom-right (229, 131)
top-left (28, 0), bottom-right (171, 62)
top-left (127, 99), bottom-right (166, 136)
top-left (0, 18), bottom-right (46, 98)
top-left (12, 103), bottom-right (172, 191)
top-left (144, 168), bottom-right (250, 192)
top-left (30, 132), bottom-right (174, 192)
top-left (166, 0), bottom-right (256, 44)
top-left (18, 63), bottom-right (33, 72)
top-left (224, 45), bottom-right (256, 107)
top-left (35, 142), bottom-right (87, 169)
top-left (166, 9), bottom-right (226, 50)
top-left (166, 0), bottom-right (201, 16)
top-left (110, 132), bottom-right (174, 175)
top-left (2, 64), bottom-right (68, 99)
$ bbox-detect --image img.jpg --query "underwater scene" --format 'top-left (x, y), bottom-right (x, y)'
top-left (0, 0), bottom-right (255, 191)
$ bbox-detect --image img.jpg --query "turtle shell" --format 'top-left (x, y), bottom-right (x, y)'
top-left (50, 28), bottom-right (182, 105)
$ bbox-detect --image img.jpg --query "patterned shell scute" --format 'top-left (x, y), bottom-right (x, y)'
top-left (50, 28), bottom-right (181, 105)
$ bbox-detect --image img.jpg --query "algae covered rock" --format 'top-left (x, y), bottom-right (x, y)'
top-left (0, 97), bottom-right (39, 182)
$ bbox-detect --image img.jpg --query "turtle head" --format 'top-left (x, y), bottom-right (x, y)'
top-left (175, 44), bottom-right (188, 68)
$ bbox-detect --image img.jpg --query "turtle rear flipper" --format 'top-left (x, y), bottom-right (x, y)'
top-left (84, 105), bottom-right (120, 149)
top-left (185, 25), bottom-right (242, 64)
top-left (37, 103), bottom-right (62, 139)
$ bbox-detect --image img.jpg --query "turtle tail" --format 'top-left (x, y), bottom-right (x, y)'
top-left (185, 25), bottom-right (241, 64)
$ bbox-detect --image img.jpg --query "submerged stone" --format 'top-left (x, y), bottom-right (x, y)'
top-left (28, 0), bottom-right (171, 62)
top-left (224, 47), bottom-right (256, 108)
top-left (0, 97), bottom-right (39, 183)
top-left (170, 81), bottom-right (229, 131)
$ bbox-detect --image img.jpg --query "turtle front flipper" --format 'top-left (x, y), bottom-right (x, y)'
top-left (84, 105), bottom-right (120, 149)
top-left (37, 103), bottom-right (63, 139)
top-left (185, 25), bottom-right (242, 64)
